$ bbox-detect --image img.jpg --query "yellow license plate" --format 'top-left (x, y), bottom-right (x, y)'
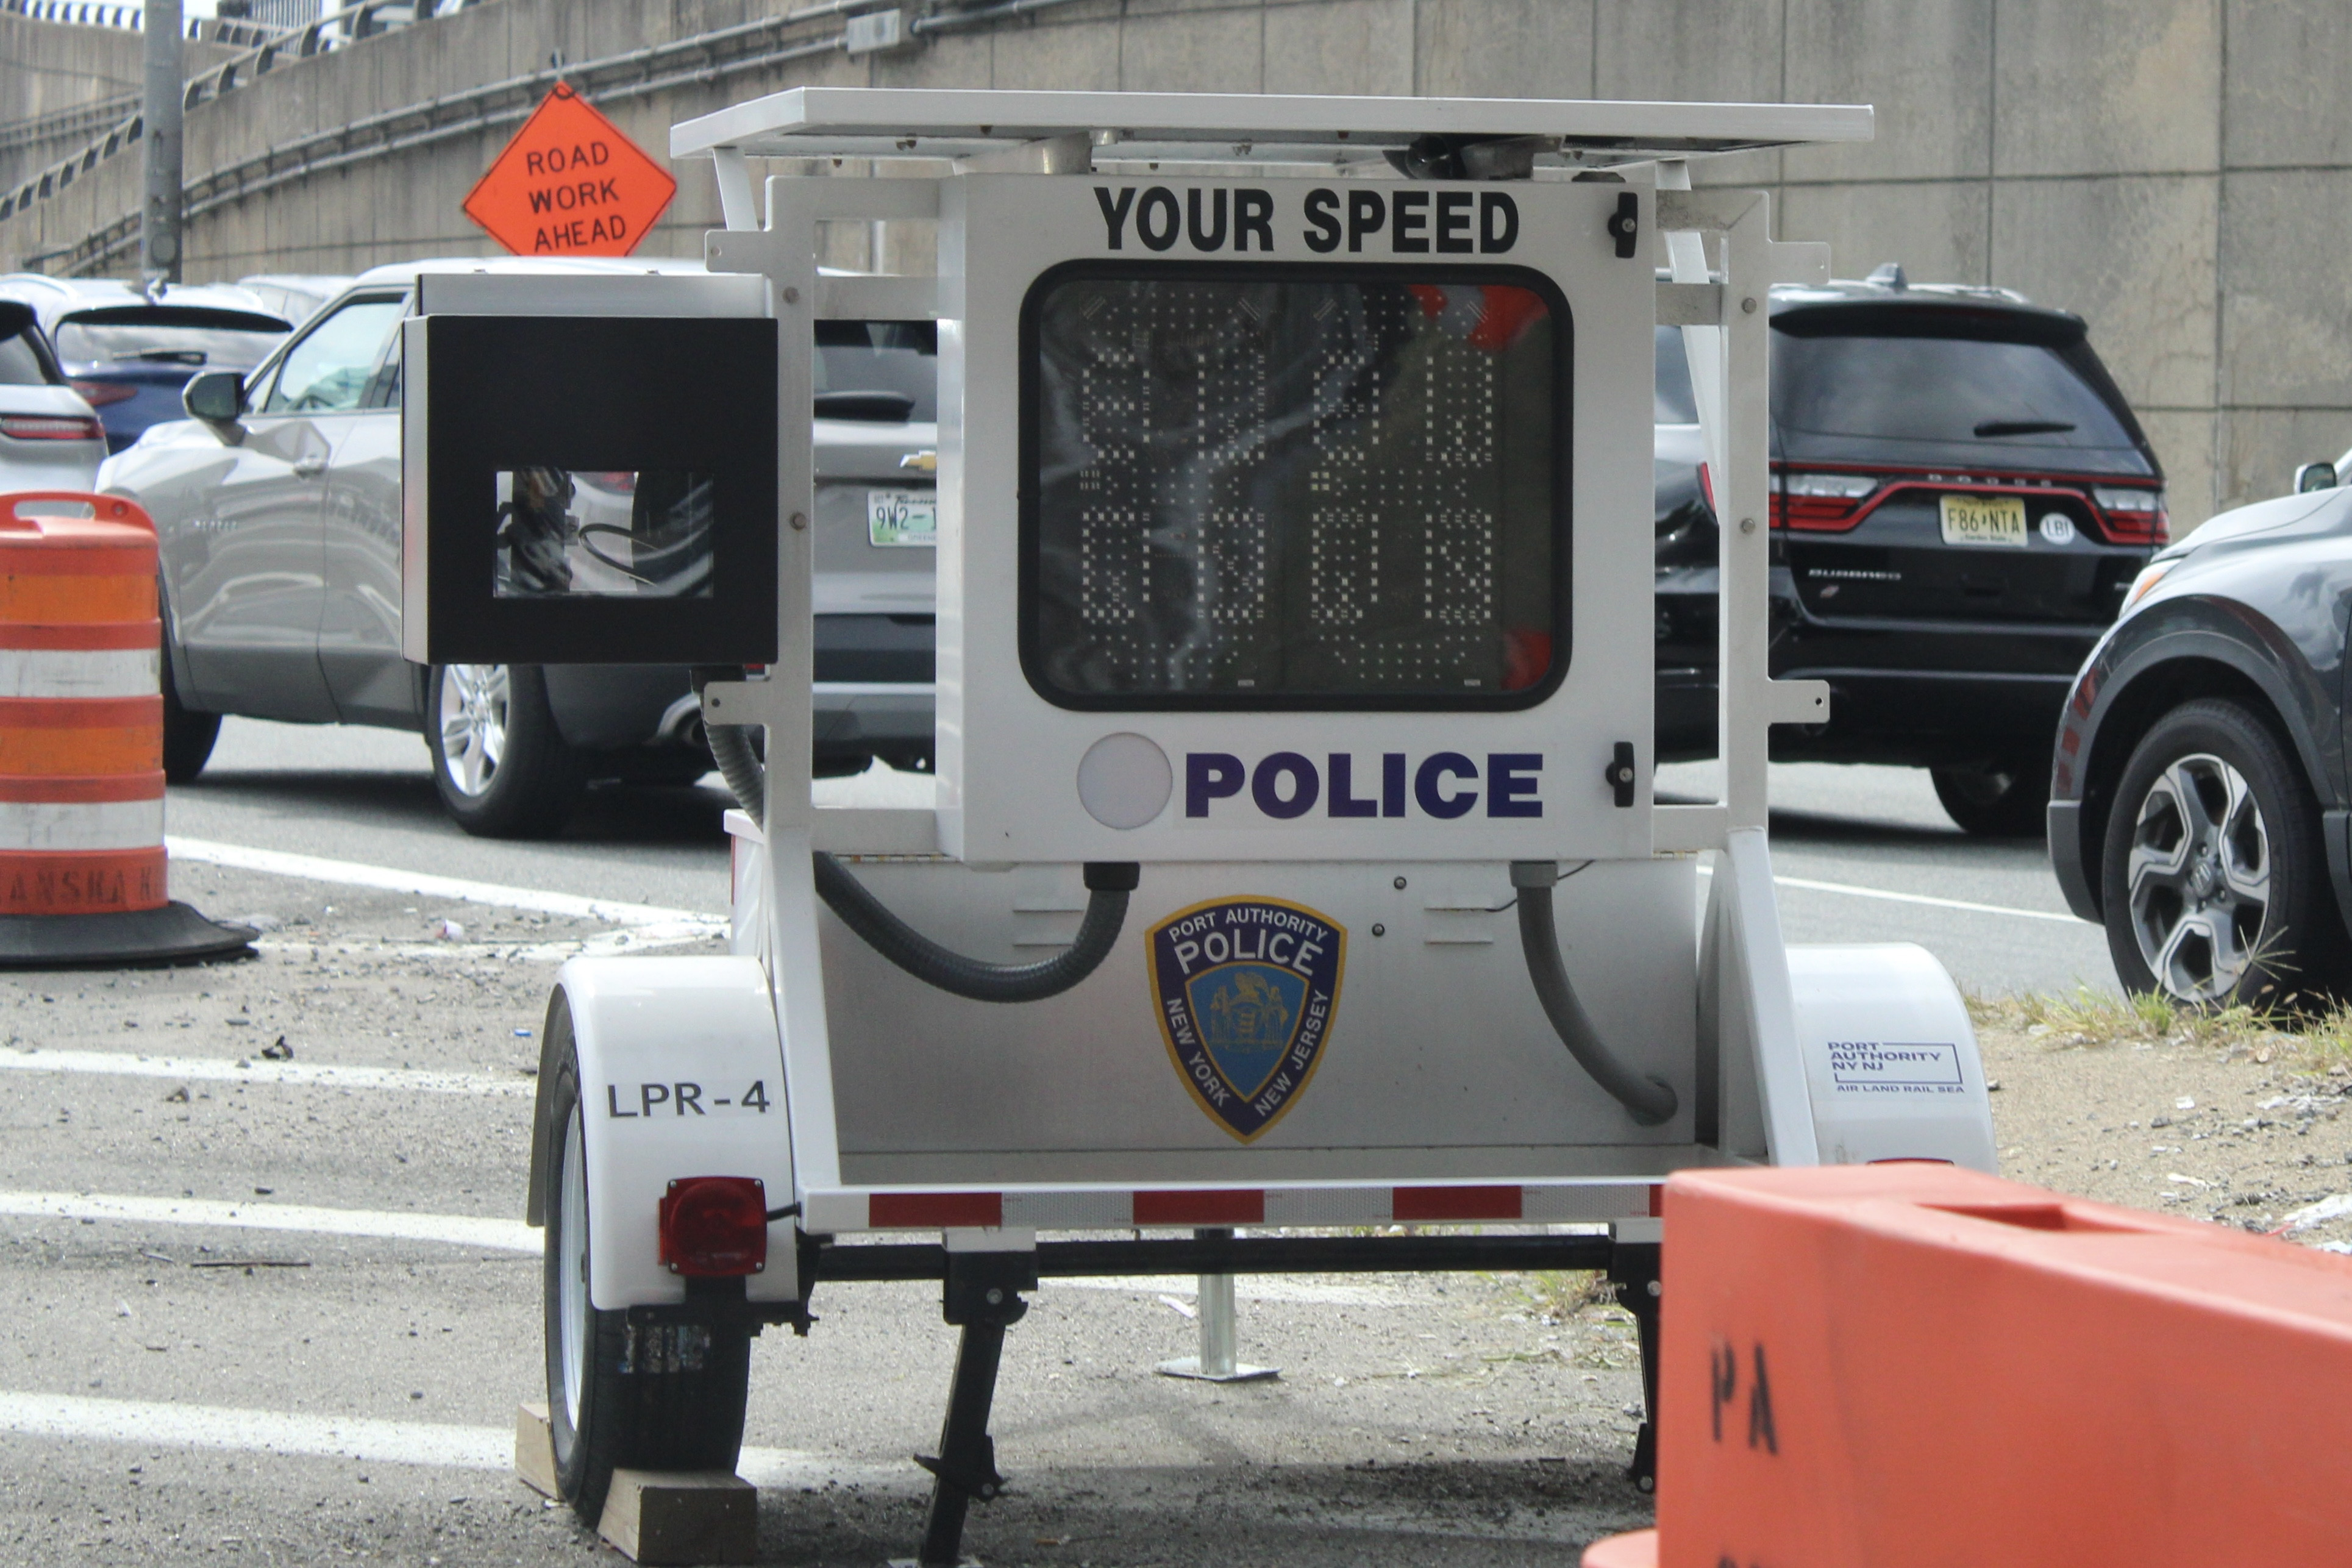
top-left (1939, 494), bottom-right (2028, 548)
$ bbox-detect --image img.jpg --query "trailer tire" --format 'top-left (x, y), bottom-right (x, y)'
top-left (541, 1025), bottom-right (752, 1525)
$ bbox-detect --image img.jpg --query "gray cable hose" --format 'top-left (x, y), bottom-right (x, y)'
top-left (1511, 862), bottom-right (1680, 1125)
top-left (703, 716), bottom-right (1133, 1003)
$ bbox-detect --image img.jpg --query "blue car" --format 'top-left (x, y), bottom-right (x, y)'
top-left (0, 276), bottom-right (291, 454)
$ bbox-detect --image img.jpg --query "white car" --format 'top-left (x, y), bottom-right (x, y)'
top-left (99, 256), bottom-right (938, 837)
top-left (0, 299), bottom-right (107, 496)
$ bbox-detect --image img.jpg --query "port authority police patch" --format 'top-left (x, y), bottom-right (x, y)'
top-left (1149, 896), bottom-right (1346, 1143)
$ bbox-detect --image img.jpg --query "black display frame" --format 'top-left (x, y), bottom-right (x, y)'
top-left (1016, 258), bottom-right (1573, 713)
top-left (411, 313), bottom-right (779, 665)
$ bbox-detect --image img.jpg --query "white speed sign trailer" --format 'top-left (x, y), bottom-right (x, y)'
top-left (396, 88), bottom-right (1998, 1563)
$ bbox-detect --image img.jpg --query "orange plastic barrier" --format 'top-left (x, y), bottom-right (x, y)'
top-left (0, 493), bottom-right (246, 964)
top-left (1583, 1163), bottom-right (2352, 1568)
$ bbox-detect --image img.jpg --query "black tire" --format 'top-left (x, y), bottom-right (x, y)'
top-left (1930, 758), bottom-right (2049, 838)
top-left (160, 648), bottom-right (219, 785)
top-left (541, 1013), bottom-right (751, 1526)
top-left (426, 663), bottom-right (585, 838)
top-left (2099, 698), bottom-right (2348, 1008)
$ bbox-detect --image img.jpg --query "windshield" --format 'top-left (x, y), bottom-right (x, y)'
top-left (815, 320), bottom-right (936, 422)
top-left (1653, 325), bottom-right (1698, 424)
top-left (1772, 332), bottom-right (2140, 453)
top-left (55, 310), bottom-right (287, 372)
top-left (0, 323), bottom-right (52, 386)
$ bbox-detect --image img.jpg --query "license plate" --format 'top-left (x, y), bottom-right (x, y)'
top-left (1939, 494), bottom-right (2027, 548)
top-left (867, 488), bottom-right (936, 547)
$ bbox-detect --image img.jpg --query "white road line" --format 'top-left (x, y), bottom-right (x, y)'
top-left (0, 1392), bottom-right (903, 1488)
top-left (255, 927), bottom-right (721, 961)
top-left (0, 1190), bottom-right (538, 1253)
top-left (1695, 863), bottom-right (2081, 924)
top-left (6, 1188), bottom-right (1426, 1305)
top-left (167, 836), bottom-right (726, 931)
top-left (0, 1047), bottom-right (529, 1097)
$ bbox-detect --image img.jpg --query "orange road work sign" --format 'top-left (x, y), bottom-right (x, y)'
top-left (462, 82), bottom-right (677, 257)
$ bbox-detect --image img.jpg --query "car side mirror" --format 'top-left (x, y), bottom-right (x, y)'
top-left (182, 369), bottom-right (246, 426)
top-left (2295, 460), bottom-right (2339, 494)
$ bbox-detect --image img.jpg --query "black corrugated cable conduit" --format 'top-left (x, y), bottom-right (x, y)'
top-left (1511, 861), bottom-right (1679, 1125)
top-left (697, 672), bottom-right (1133, 1003)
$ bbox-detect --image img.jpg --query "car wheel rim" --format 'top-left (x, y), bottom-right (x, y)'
top-left (438, 664), bottom-right (510, 798)
top-left (557, 1101), bottom-right (590, 1432)
top-left (2125, 752), bottom-right (2270, 1003)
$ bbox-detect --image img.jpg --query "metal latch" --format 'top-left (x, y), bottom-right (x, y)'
top-left (1607, 193), bottom-right (1640, 260)
top-left (1607, 741), bottom-right (1637, 808)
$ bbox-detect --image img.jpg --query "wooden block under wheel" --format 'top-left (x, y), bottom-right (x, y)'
top-left (513, 1402), bottom-right (557, 1499)
top-left (598, 1469), bottom-right (757, 1566)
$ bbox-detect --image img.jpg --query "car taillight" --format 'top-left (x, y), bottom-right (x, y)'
top-left (1696, 461), bottom-right (1714, 511)
top-left (657, 1176), bottom-right (769, 1277)
top-left (1772, 469), bottom-right (1879, 531)
top-left (2093, 485), bottom-right (2168, 545)
top-left (68, 380), bottom-right (137, 408)
top-left (1, 414), bottom-right (104, 441)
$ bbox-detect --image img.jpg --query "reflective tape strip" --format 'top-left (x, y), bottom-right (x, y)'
top-left (0, 847), bottom-right (166, 913)
top-left (0, 772), bottom-right (163, 804)
top-left (0, 694), bottom-right (159, 775)
top-left (1392, 1185), bottom-right (1522, 1222)
top-left (0, 620), bottom-right (160, 652)
top-left (0, 540), bottom-right (155, 572)
top-left (0, 647), bottom-right (158, 699)
top-left (0, 573), bottom-right (152, 622)
top-left (0, 797), bottom-right (163, 852)
top-left (821, 1183), bottom-right (1659, 1234)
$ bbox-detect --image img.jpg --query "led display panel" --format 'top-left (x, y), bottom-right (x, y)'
top-left (1022, 263), bottom-right (1568, 710)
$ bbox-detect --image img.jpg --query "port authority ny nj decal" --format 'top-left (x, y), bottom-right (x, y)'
top-left (1149, 896), bottom-right (1346, 1142)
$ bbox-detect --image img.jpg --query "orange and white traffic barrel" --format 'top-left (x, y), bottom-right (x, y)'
top-left (0, 492), bottom-right (249, 965)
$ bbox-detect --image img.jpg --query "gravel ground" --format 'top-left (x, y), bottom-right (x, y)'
top-left (1976, 1005), bottom-right (2352, 1249)
top-left (1, 861), bottom-right (1658, 1564)
top-left (7, 859), bottom-right (2351, 1564)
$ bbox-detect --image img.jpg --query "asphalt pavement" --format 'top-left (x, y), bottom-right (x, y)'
top-left (0, 719), bottom-right (2119, 1566)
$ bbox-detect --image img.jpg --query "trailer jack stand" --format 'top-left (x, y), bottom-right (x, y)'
top-left (910, 1250), bottom-right (1039, 1567)
top-left (1609, 1241), bottom-right (1662, 1493)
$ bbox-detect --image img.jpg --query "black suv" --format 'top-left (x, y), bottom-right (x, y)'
top-left (1655, 269), bottom-right (2166, 835)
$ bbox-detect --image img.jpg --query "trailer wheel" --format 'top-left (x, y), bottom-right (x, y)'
top-left (541, 1035), bottom-right (752, 1525)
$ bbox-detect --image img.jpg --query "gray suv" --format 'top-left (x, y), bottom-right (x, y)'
top-left (98, 257), bottom-right (938, 836)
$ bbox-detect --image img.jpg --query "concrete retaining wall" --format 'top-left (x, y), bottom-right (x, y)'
top-left (0, 15), bottom-right (240, 190)
top-left (5, 0), bottom-right (2346, 527)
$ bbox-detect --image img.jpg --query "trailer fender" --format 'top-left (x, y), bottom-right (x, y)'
top-left (1787, 944), bottom-right (1997, 1171)
top-left (528, 955), bottom-right (796, 1310)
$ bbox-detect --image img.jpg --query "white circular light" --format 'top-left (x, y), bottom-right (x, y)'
top-left (2037, 513), bottom-right (2076, 544)
top-left (1076, 733), bottom-right (1172, 830)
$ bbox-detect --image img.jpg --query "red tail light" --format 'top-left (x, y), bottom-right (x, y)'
top-left (657, 1176), bottom-right (769, 1277)
top-left (2092, 486), bottom-right (2167, 546)
top-left (68, 380), bottom-right (137, 408)
top-left (1696, 461), bottom-right (1714, 511)
top-left (1772, 469), bottom-right (1880, 532)
top-left (1, 414), bottom-right (104, 442)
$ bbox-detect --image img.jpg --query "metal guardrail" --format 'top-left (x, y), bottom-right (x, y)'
top-left (0, 0), bottom-right (488, 229)
top-left (14, 0), bottom-right (1097, 278)
top-left (0, 93), bottom-right (138, 159)
top-left (0, 0), bottom-right (290, 46)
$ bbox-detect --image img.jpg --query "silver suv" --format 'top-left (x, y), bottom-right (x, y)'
top-left (98, 257), bottom-right (938, 836)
